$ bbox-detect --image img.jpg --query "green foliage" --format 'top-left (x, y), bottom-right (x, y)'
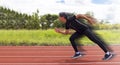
top-left (53, 19), bottom-right (65, 28)
top-left (40, 14), bottom-right (58, 29)
top-left (0, 6), bottom-right (40, 29)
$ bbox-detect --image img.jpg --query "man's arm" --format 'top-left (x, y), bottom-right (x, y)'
top-left (55, 28), bottom-right (73, 35)
top-left (76, 14), bottom-right (96, 25)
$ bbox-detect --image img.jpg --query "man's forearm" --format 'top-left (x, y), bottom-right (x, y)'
top-left (85, 17), bottom-right (94, 24)
top-left (59, 30), bottom-right (73, 35)
top-left (76, 14), bottom-right (95, 25)
top-left (59, 31), bottom-right (67, 34)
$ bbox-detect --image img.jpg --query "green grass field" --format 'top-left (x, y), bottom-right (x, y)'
top-left (0, 29), bottom-right (119, 46)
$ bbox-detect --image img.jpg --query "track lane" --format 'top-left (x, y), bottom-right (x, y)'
top-left (0, 46), bottom-right (119, 65)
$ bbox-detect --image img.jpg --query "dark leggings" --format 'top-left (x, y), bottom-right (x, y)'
top-left (69, 29), bottom-right (108, 53)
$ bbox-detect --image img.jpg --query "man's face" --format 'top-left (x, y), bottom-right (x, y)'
top-left (59, 17), bottom-right (67, 23)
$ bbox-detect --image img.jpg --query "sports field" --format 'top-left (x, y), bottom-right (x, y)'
top-left (0, 29), bottom-right (119, 65)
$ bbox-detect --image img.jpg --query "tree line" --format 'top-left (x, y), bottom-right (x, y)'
top-left (0, 6), bottom-right (62, 29)
top-left (0, 6), bottom-right (120, 30)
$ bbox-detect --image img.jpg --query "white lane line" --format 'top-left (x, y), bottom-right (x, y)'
top-left (0, 48), bottom-right (118, 49)
top-left (0, 62), bottom-right (120, 65)
top-left (0, 51), bottom-right (119, 52)
top-left (0, 56), bottom-right (70, 58)
top-left (0, 55), bottom-right (118, 58)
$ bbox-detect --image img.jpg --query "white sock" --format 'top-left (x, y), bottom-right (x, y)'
top-left (76, 52), bottom-right (80, 54)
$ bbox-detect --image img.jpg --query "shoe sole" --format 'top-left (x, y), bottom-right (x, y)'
top-left (72, 55), bottom-right (83, 59)
top-left (103, 54), bottom-right (114, 60)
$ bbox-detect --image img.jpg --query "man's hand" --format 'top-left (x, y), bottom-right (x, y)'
top-left (55, 28), bottom-right (61, 33)
top-left (55, 28), bottom-right (72, 35)
top-left (55, 28), bottom-right (67, 34)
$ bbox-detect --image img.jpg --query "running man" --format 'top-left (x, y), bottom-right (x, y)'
top-left (55, 12), bottom-right (114, 60)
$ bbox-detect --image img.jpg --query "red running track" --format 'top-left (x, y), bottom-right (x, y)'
top-left (0, 46), bottom-right (119, 65)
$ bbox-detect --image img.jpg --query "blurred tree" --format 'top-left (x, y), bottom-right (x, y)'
top-left (53, 19), bottom-right (65, 28)
top-left (40, 14), bottom-right (58, 29)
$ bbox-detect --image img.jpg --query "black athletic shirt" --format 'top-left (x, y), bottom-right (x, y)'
top-left (65, 16), bottom-right (89, 33)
